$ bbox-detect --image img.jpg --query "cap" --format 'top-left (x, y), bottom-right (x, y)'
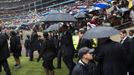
top-left (78, 47), bottom-right (94, 58)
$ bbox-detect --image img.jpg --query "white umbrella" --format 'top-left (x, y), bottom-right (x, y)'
top-left (88, 6), bottom-right (101, 12)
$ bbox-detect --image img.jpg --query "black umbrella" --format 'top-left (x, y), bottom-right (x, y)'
top-left (45, 23), bottom-right (63, 32)
top-left (82, 26), bottom-right (119, 39)
top-left (41, 13), bottom-right (77, 22)
top-left (74, 12), bottom-right (86, 18)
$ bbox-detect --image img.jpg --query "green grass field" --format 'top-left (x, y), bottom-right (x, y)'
top-left (0, 56), bottom-right (70, 75)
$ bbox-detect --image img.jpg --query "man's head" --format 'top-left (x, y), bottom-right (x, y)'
top-left (129, 30), bottom-right (134, 36)
top-left (27, 35), bottom-right (30, 39)
top-left (120, 30), bottom-right (127, 40)
top-left (61, 24), bottom-right (68, 32)
top-left (78, 47), bottom-right (94, 61)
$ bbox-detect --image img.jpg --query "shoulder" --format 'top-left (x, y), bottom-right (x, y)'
top-left (73, 63), bottom-right (83, 72)
top-left (72, 64), bottom-right (82, 75)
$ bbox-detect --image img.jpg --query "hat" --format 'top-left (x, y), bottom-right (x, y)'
top-left (78, 47), bottom-right (94, 58)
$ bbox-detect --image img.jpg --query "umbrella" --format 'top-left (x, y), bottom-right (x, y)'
top-left (74, 12), bottom-right (86, 18)
top-left (82, 26), bottom-right (119, 39)
top-left (41, 13), bottom-right (77, 22)
top-left (107, 0), bottom-right (112, 2)
top-left (42, 10), bottom-right (59, 16)
top-left (79, 8), bottom-right (88, 12)
top-left (94, 3), bottom-right (111, 9)
top-left (119, 8), bottom-right (129, 12)
top-left (88, 6), bottom-right (101, 12)
top-left (45, 23), bottom-right (63, 32)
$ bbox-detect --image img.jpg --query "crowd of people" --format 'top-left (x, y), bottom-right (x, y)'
top-left (0, 22), bottom-right (134, 75)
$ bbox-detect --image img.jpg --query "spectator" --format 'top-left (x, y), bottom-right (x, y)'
top-left (10, 31), bottom-right (22, 69)
top-left (24, 35), bottom-right (31, 57)
top-left (95, 37), bottom-right (127, 75)
top-left (71, 47), bottom-right (95, 75)
top-left (0, 26), bottom-right (11, 75)
top-left (37, 32), bottom-right (57, 75)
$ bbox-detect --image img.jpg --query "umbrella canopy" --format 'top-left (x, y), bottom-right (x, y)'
top-left (82, 26), bottom-right (119, 39)
top-left (88, 6), bottom-right (101, 12)
top-left (42, 10), bottom-right (59, 16)
top-left (41, 13), bottom-right (77, 22)
top-left (119, 8), bottom-right (129, 12)
top-left (45, 23), bottom-right (63, 32)
top-left (74, 12), bottom-right (86, 18)
top-left (94, 3), bottom-right (111, 9)
top-left (107, 0), bottom-right (112, 2)
top-left (79, 8), bottom-right (88, 12)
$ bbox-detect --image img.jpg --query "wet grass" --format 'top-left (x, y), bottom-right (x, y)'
top-left (0, 56), bottom-right (69, 75)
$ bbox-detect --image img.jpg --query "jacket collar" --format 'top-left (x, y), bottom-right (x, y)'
top-left (130, 35), bottom-right (134, 38)
top-left (78, 60), bottom-right (88, 66)
top-left (121, 36), bottom-right (128, 44)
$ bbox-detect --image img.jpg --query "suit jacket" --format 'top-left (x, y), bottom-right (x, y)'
top-left (120, 37), bottom-right (131, 70)
top-left (128, 37), bottom-right (134, 72)
top-left (39, 38), bottom-right (56, 61)
top-left (30, 32), bottom-right (38, 50)
top-left (0, 32), bottom-right (10, 60)
top-left (120, 37), bottom-right (131, 55)
top-left (10, 35), bottom-right (22, 52)
top-left (60, 31), bottom-right (75, 57)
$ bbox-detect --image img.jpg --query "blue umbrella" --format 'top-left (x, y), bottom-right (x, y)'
top-left (94, 3), bottom-right (111, 9)
top-left (107, 0), bottom-right (112, 2)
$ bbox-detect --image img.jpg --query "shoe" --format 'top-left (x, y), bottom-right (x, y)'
top-left (14, 64), bottom-right (21, 69)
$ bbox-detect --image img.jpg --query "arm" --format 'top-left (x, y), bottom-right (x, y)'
top-left (37, 40), bottom-right (46, 62)
top-left (0, 34), bottom-right (6, 47)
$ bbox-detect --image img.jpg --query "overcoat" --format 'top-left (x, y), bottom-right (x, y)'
top-left (0, 32), bottom-right (10, 60)
top-left (95, 39), bottom-right (126, 75)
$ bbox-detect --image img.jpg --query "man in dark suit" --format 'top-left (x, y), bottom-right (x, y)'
top-left (60, 24), bottom-right (75, 75)
top-left (0, 27), bottom-right (11, 75)
top-left (120, 29), bottom-right (131, 74)
top-left (95, 37), bottom-right (126, 75)
top-left (30, 28), bottom-right (39, 61)
top-left (128, 30), bottom-right (134, 75)
top-left (120, 30), bottom-right (131, 56)
top-left (120, 30), bottom-right (130, 49)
